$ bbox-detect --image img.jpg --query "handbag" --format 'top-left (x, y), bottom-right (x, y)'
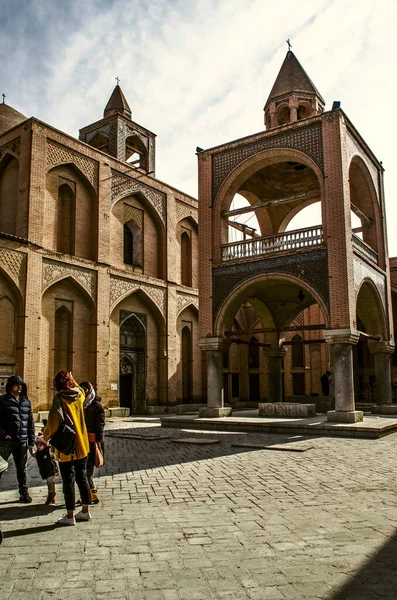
top-left (49, 400), bottom-right (76, 456)
top-left (94, 442), bottom-right (104, 468)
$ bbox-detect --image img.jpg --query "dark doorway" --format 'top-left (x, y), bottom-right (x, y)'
top-left (120, 372), bottom-right (133, 410)
top-left (249, 373), bottom-right (260, 402)
top-left (120, 312), bottom-right (146, 414)
top-left (292, 372), bottom-right (305, 395)
top-left (182, 325), bottom-right (193, 403)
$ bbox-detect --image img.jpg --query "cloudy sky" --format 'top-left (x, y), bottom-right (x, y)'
top-left (2, 0), bottom-right (397, 252)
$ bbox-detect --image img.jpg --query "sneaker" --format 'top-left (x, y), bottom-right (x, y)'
top-left (19, 493), bottom-right (32, 503)
top-left (75, 509), bottom-right (91, 522)
top-left (57, 513), bottom-right (76, 526)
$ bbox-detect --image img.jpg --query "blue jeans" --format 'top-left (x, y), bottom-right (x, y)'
top-left (0, 439), bottom-right (29, 495)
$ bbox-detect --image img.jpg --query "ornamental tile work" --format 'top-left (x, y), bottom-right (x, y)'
top-left (111, 169), bottom-right (166, 225)
top-left (212, 249), bottom-right (329, 321)
top-left (86, 123), bottom-right (111, 144)
top-left (176, 292), bottom-right (198, 316)
top-left (175, 202), bottom-right (198, 225)
top-left (42, 259), bottom-right (97, 301)
top-left (124, 203), bottom-right (143, 227)
top-left (46, 139), bottom-right (99, 190)
top-left (0, 248), bottom-right (26, 292)
top-left (0, 137), bottom-right (20, 161)
top-left (212, 121), bottom-right (323, 200)
top-left (346, 132), bottom-right (380, 200)
top-left (110, 275), bottom-right (166, 318)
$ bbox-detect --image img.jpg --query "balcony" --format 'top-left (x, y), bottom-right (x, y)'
top-left (352, 234), bottom-right (378, 265)
top-left (221, 226), bottom-right (324, 262)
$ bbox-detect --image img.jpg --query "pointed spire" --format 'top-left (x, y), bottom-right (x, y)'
top-left (104, 84), bottom-right (132, 119)
top-left (264, 50), bottom-right (325, 129)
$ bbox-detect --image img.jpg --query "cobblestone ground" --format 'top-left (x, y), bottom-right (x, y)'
top-left (1, 418), bottom-right (397, 600)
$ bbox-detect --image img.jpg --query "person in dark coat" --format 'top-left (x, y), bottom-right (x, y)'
top-left (79, 381), bottom-right (105, 504)
top-left (0, 375), bottom-right (35, 502)
top-left (321, 371), bottom-right (332, 397)
top-left (34, 434), bottom-right (57, 505)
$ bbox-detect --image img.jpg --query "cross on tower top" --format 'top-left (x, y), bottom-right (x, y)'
top-left (2, 94), bottom-right (5, 104)
top-left (286, 39), bottom-right (292, 51)
top-left (115, 76), bottom-right (120, 85)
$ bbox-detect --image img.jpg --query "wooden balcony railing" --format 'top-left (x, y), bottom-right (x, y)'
top-left (221, 226), bottom-right (324, 262)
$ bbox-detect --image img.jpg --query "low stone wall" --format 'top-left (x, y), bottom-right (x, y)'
top-left (258, 403), bottom-right (316, 418)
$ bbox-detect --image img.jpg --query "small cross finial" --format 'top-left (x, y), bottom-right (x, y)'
top-left (115, 76), bottom-right (120, 85)
top-left (2, 94), bottom-right (5, 104)
top-left (286, 39), bottom-right (292, 51)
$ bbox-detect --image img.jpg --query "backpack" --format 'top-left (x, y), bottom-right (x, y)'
top-left (49, 399), bottom-right (76, 456)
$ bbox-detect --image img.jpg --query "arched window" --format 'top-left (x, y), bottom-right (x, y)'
top-left (0, 296), bottom-right (15, 357)
top-left (125, 135), bottom-right (148, 171)
top-left (248, 337), bottom-right (259, 369)
top-left (292, 334), bottom-right (305, 367)
top-left (297, 104), bottom-right (310, 120)
top-left (123, 219), bottom-right (143, 266)
top-left (277, 105), bottom-right (290, 125)
top-left (0, 156), bottom-right (18, 235)
top-left (181, 231), bottom-right (192, 286)
top-left (54, 305), bottom-right (73, 373)
top-left (57, 183), bottom-right (75, 254)
top-left (90, 131), bottom-right (110, 154)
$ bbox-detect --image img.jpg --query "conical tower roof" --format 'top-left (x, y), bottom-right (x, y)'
top-left (104, 84), bottom-right (132, 118)
top-left (264, 50), bottom-right (324, 109)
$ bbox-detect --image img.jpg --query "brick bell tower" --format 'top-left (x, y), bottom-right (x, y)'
top-left (197, 47), bottom-right (394, 421)
top-left (79, 83), bottom-right (156, 175)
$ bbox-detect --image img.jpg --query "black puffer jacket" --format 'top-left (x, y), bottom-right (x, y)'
top-left (0, 376), bottom-right (35, 445)
top-left (35, 447), bottom-right (57, 480)
top-left (84, 398), bottom-right (105, 443)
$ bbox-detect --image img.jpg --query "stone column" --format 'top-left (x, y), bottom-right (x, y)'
top-left (324, 329), bottom-right (363, 422)
top-left (266, 347), bottom-right (287, 403)
top-left (199, 338), bottom-right (232, 417)
top-left (368, 341), bottom-right (394, 407)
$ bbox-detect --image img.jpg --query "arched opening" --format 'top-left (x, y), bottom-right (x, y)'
top-left (54, 305), bottom-right (73, 373)
top-left (285, 201), bottom-right (322, 232)
top-left (123, 219), bottom-right (143, 266)
top-left (57, 183), bottom-right (75, 254)
top-left (227, 194), bottom-right (261, 243)
top-left (119, 314), bottom-right (146, 414)
top-left (0, 155), bottom-right (18, 235)
top-left (90, 131), bottom-right (110, 154)
top-left (277, 105), bottom-right (290, 126)
top-left (292, 334), bottom-right (305, 367)
top-left (181, 325), bottom-right (193, 403)
top-left (181, 232), bottom-right (192, 286)
top-left (125, 135), bottom-right (148, 170)
top-left (0, 296), bottom-right (16, 358)
top-left (297, 104), bottom-right (310, 120)
top-left (349, 158), bottom-right (380, 259)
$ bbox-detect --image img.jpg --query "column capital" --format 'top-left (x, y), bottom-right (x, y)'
top-left (323, 328), bottom-right (360, 345)
top-left (367, 340), bottom-right (395, 354)
top-left (263, 346), bottom-right (287, 359)
top-left (199, 337), bottom-right (230, 352)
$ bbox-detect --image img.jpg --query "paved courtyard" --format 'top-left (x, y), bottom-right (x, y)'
top-left (0, 417), bottom-right (396, 600)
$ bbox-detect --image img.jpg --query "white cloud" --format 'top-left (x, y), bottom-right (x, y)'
top-left (2, 0), bottom-right (397, 253)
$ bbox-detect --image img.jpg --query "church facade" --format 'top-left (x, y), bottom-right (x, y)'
top-left (0, 86), bottom-right (201, 412)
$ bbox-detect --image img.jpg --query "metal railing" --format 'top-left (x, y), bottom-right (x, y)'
top-left (352, 234), bottom-right (378, 265)
top-left (221, 226), bottom-right (324, 262)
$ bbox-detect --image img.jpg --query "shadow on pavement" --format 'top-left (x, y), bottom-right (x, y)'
top-left (0, 503), bottom-right (58, 520)
top-left (3, 523), bottom-right (59, 538)
top-left (330, 528), bottom-right (397, 600)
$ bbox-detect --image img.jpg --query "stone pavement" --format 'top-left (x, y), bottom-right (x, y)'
top-left (1, 417), bottom-right (397, 600)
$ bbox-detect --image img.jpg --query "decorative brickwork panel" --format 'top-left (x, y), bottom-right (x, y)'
top-left (0, 248), bottom-right (26, 292)
top-left (42, 259), bottom-right (97, 301)
top-left (110, 275), bottom-right (166, 318)
top-left (346, 132), bottom-right (379, 200)
top-left (245, 305), bottom-right (259, 330)
top-left (176, 292), bottom-right (198, 316)
top-left (111, 169), bottom-right (166, 225)
top-left (212, 249), bottom-right (329, 322)
top-left (124, 203), bottom-right (143, 227)
top-left (0, 137), bottom-right (20, 161)
top-left (175, 202), bottom-right (198, 225)
top-left (46, 139), bottom-right (99, 190)
top-left (86, 123), bottom-right (110, 144)
top-left (212, 121), bottom-right (323, 200)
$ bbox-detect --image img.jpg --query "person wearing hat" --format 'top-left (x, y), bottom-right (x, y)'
top-left (33, 434), bottom-right (57, 505)
top-left (0, 375), bottom-right (35, 503)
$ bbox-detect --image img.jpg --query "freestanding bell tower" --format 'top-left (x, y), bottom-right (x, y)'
top-left (198, 48), bottom-right (394, 421)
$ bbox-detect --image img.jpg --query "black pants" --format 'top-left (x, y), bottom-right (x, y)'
top-left (58, 457), bottom-right (91, 511)
top-left (0, 439), bottom-right (28, 495)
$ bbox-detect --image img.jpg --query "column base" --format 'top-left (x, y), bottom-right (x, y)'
top-left (327, 410), bottom-right (363, 423)
top-left (199, 407), bottom-right (232, 418)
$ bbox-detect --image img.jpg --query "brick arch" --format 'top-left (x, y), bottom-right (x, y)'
top-left (0, 266), bottom-right (24, 375)
top-left (278, 198), bottom-right (321, 233)
top-left (213, 148), bottom-right (325, 255)
top-left (348, 155), bottom-right (383, 266)
top-left (42, 274), bottom-right (96, 307)
top-left (214, 272), bottom-right (330, 336)
top-left (356, 278), bottom-right (387, 339)
top-left (110, 287), bottom-right (166, 333)
top-left (0, 153), bottom-right (19, 236)
top-left (45, 161), bottom-right (96, 197)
